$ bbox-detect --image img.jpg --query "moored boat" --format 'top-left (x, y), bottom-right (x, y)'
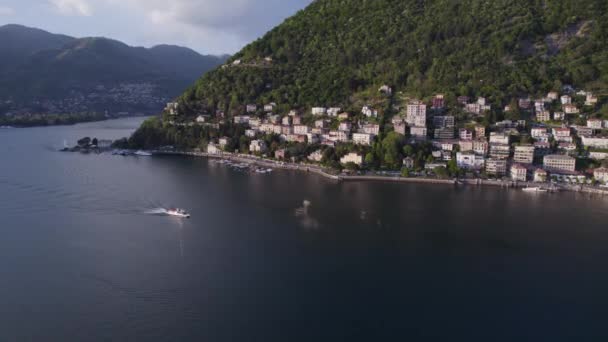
top-left (522, 187), bottom-right (548, 193)
top-left (134, 150), bottom-right (153, 156)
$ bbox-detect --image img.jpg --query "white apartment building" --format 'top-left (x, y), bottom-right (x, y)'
top-left (543, 155), bottom-right (576, 172)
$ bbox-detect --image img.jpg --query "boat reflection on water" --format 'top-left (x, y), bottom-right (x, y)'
top-left (295, 200), bottom-right (319, 230)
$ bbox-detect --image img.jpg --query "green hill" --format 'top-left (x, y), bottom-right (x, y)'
top-left (175, 0), bottom-right (607, 115)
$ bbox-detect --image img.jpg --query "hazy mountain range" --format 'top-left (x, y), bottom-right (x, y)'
top-left (0, 24), bottom-right (228, 115)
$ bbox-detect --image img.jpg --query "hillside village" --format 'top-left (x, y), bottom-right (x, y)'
top-left (160, 84), bottom-right (608, 186)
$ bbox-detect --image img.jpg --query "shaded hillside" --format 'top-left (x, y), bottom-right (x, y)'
top-left (0, 24), bottom-right (228, 112)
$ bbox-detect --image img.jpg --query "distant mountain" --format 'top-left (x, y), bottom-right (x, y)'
top-left (0, 24), bottom-right (74, 72)
top-left (0, 24), bottom-right (228, 114)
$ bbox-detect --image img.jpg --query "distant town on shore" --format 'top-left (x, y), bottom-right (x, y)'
top-left (127, 83), bottom-right (608, 188)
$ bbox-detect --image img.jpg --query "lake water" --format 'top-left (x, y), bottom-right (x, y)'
top-left (1, 117), bottom-right (608, 341)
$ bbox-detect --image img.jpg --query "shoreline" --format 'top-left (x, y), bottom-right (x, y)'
top-left (148, 150), bottom-right (608, 196)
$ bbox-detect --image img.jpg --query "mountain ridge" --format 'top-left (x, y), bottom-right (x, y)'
top-left (0, 24), bottom-right (228, 114)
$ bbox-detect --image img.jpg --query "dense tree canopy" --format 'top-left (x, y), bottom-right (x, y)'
top-left (177, 0), bottom-right (608, 116)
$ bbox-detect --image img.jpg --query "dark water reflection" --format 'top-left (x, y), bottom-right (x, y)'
top-left (1, 118), bottom-right (607, 341)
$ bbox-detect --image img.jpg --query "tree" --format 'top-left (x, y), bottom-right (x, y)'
top-left (403, 145), bottom-right (414, 157)
top-left (381, 132), bottom-right (405, 169)
top-left (344, 162), bottom-right (359, 171)
top-left (434, 166), bottom-right (450, 179)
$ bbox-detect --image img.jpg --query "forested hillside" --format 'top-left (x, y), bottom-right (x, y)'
top-left (177, 0), bottom-right (608, 115)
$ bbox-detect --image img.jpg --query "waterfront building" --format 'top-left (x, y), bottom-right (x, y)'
top-left (275, 149), bottom-right (286, 160)
top-left (207, 143), bottom-right (221, 155)
top-left (456, 152), bottom-right (485, 170)
top-left (543, 155), bottom-right (576, 172)
top-left (249, 140), bottom-right (267, 153)
top-left (403, 157), bottom-right (415, 169)
top-left (534, 169), bottom-right (548, 183)
top-left (340, 153), bottom-right (363, 166)
top-left (594, 168), bottom-right (608, 183)
top-left (486, 159), bottom-right (507, 177)
top-left (308, 150), bottom-right (324, 162)
top-left (219, 137), bottom-right (230, 149)
top-left (511, 164), bottom-right (528, 182)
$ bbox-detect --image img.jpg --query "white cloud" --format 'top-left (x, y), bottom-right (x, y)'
top-left (50, 0), bottom-right (93, 16)
top-left (0, 6), bottom-right (16, 15)
top-left (105, 0), bottom-right (311, 48)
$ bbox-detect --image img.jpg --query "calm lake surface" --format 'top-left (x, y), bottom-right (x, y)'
top-left (1, 117), bottom-right (608, 341)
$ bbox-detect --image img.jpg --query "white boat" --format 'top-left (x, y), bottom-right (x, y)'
top-left (166, 208), bottom-right (190, 218)
top-left (522, 187), bottom-right (548, 193)
top-left (134, 150), bottom-right (153, 156)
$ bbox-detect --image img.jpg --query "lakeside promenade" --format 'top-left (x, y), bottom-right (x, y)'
top-left (149, 149), bottom-right (608, 196)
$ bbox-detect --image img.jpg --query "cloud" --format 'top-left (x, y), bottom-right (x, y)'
top-left (50, 0), bottom-right (92, 16)
top-left (108, 0), bottom-right (312, 45)
top-left (0, 6), bottom-right (16, 15)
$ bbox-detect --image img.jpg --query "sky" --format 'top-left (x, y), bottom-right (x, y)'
top-left (0, 0), bottom-right (313, 55)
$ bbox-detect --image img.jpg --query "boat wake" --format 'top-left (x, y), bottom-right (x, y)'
top-left (144, 208), bottom-right (170, 216)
